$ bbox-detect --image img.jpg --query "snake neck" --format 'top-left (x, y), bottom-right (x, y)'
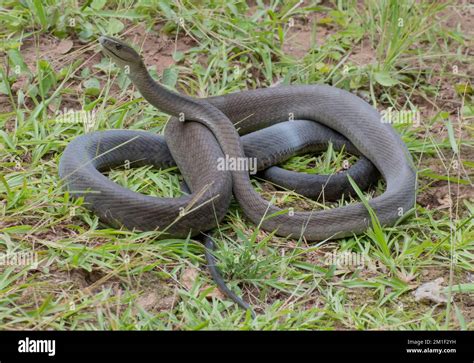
top-left (129, 64), bottom-right (203, 118)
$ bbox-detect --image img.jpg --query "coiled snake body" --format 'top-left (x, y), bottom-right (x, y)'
top-left (59, 36), bottom-right (416, 314)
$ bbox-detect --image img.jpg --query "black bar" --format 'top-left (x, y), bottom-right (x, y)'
top-left (0, 331), bottom-right (471, 362)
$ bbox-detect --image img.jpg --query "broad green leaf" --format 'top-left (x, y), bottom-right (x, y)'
top-left (107, 18), bottom-right (124, 34)
top-left (446, 119), bottom-right (458, 154)
top-left (162, 67), bottom-right (178, 88)
top-left (91, 0), bottom-right (106, 10)
top-left (83, 78), bottom-right (101, 96)
top-left (7, 49), bottom-right (29, 74)
top-left (374, 71), bottom-right (399, 87)
top-left (172, 51), bottom-right (184, 62)
top-left (33, 0), bottom-right (48, 28)
top-left (454, 83), bottom-right (473, 96)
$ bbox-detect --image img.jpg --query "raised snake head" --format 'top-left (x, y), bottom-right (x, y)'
top-left (99, 35), bottom-right (144, 71)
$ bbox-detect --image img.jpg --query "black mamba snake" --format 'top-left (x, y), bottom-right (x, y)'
top-left (59, 36), bottom-right (416, 315)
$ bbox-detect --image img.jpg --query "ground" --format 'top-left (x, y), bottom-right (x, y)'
top-left (0, 0), bottom-right (472, 330)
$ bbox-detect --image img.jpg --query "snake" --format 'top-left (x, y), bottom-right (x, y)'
top-left (59, 36), bottom-right (416, 316)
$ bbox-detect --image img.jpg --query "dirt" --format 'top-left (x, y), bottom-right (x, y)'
top-left (11, 266), bottom-right (176, 328)
top-left (130, 272), bottom-right (177, 313)
top-left (281, 4), bottom-right (377, 67)
top-left (438, 2), bottom-right (474, 38)
top-left (3, 2), bottom-right (472, 327)
top-left (418, 267), bottom-right (474, 326)
top-left (349, 38), bottom-right (377, 67)
top-left (181, 266), bottom-right (225, 301)
top-left (16, 36), bottom-right (76, 74)
top-left (416, 3), bottom-right (473, 118)
top-left (282, 11), bottom-right (339, 59)
top-left (1, 23), bottom-right (194, 123)
top-left (416, 141), bottom-right (473, 214)
top-left (1, 33), bottom-right (102, 116)
top-left (0, 95), bottom-right (12, 114)
top-left (417, 181), bottom-right (473, 213)
top-left (121, 23), bottom-right (194, 74)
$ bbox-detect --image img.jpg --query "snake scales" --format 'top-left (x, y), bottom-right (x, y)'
top-left (59, 36), bottom-right (416, 315)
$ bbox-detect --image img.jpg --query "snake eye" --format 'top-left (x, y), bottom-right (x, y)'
top-left (115, 44), bottom-right (122, 50)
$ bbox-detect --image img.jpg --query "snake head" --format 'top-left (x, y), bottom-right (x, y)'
top-left (99, 35), bottom-right (143, 70)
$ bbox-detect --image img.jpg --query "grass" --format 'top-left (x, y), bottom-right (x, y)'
top-left (0, 0), bottom-right (472, 330)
